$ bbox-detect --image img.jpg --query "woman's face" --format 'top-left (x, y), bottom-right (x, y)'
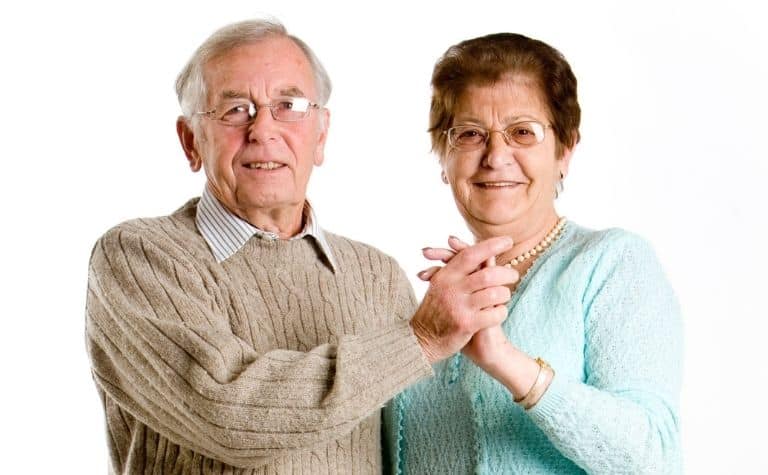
top-left (441, 75), bottom-right (572, 237)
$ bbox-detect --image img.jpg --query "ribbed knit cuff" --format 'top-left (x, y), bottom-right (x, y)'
top-left (526, 372), bottom-right (571, 421)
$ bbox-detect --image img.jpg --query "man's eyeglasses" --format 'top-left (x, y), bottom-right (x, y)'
top-left (196, 97), bottom-right (320, 126)
top-left (444, 121), bottom-right (551, 151)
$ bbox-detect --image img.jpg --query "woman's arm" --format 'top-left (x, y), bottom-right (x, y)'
top-left (523, 233), bottom-right (683, 474)
top-left (424, 233), bottom-right (683, 474)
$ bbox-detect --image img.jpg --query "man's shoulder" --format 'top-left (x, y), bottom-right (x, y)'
top-left (322, 231), bottom-right (404, 273)
top-left (93, 198), bottom-right (204, 256)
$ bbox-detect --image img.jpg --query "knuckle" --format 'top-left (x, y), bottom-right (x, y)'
top-left (476, 270), bottom-right (492, 287)
top-left (454, 249), bottom-right (473, 267)
top-left (430, 271), bottom-right (447, 288)
top-left (455, 319), bottom-right (469, 334)
top-left (497, 286), bottom-right (511, 301)
top-left (503, 288), bottom-right (512, 301)
top-left (492, 307), bottom-right (507, 322)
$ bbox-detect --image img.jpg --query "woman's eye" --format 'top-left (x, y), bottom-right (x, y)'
top-left (459, 129), bottom-right (484, 139)
top-left (511, 126), bottom-right (533, 136)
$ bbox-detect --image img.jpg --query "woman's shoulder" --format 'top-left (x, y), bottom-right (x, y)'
top-left (563, 222), bottom-right (657, 261)
top-left (556, 222), bottom-right (668, 293)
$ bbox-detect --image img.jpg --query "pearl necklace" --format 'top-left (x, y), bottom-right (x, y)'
top-left (503, 217), bottom-right (567, 267)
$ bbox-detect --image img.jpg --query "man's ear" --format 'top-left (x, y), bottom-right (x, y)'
top-left (313, 108), bottom-right (330, 167)
top-left (177, 116), bottom-right (202, 172)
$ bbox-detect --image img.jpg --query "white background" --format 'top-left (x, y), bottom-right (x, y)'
top-left (1, 0), bottom-right (765, 472)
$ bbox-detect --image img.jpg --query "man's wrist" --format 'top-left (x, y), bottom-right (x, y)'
top-left (409, 320), bottom-right (439, 364)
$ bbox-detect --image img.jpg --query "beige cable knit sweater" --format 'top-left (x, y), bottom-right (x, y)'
top-left (85, 199), bottom-right (432, 474)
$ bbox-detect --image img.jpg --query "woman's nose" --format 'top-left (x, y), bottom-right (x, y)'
top-left (482, 131), bottom-right (514, 168)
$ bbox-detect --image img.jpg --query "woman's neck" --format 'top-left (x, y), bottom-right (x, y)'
top-left (471, 211), bottom-right (561, 262)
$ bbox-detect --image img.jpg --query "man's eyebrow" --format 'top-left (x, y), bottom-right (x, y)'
top-left (277, 86), bottom-right (306, 97)
top-left (215, 87), bottom-right (308, 101)
top-left (219, 90), bottom-right (248, 100)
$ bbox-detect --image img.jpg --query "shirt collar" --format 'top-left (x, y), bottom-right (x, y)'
top-left (195, 187), bottom-right (337, 272)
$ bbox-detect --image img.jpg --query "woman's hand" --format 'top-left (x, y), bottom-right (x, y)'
top-left (418, 237), bottom-right (542, 399)
top-left (418, 236), bottom-right (516, 369)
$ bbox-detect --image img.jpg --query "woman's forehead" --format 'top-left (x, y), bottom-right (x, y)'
top-left (453, 75), bottom-right (549, 122)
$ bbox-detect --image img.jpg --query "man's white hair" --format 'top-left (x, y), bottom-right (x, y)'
top-left (175, 19), bottom-right (332, 118)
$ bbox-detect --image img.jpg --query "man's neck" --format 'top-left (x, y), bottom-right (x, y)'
top-left (235, 204), bottom-right (306, 239)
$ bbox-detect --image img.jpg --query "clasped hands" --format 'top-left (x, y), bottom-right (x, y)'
top-left (410, 236), bottom-right (519, 368)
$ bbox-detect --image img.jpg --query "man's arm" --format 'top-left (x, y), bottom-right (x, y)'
top-left (86, 227), bottom-right (431, 468)
top-left (86, 226), bottom-right (514, 468)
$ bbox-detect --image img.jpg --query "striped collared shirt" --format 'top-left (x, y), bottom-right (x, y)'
top-left (195, 187), bottom-right (337, 271)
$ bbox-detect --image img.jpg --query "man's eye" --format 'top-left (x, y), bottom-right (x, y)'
top-left (221, 104), bottom-right (250, 119)
top-left (277, 98), bottom-right (309, 113)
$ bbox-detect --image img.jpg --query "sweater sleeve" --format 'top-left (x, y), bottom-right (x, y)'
top-left (527, 232), bottom-right (683, 474)
top-left (85, 226), bottom-right (431, 468)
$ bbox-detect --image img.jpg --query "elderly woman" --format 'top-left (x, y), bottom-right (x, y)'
top-left (384, 33), bottom-right (683, 474)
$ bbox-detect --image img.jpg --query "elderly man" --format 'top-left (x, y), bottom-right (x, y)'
top-left (85, 19), bottom-right (515, 473)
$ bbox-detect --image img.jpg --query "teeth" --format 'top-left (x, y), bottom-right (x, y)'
top-left (247, 162), bottom-right (282, 170)
top-left (482, 182), bottom-right (515, 187)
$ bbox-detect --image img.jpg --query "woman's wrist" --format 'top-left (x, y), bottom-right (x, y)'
top-left (481, 343), bottom-right (541, 398)
top-left (465, 331), bottom-right (556, 408)
top-left (514, 358), bottom-right (555, 410)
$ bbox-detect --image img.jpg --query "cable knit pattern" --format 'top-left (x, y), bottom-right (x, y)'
top-left (86, 198), bottom-right (432, 474)
top-left (384, 223), bottom-right (683, 474)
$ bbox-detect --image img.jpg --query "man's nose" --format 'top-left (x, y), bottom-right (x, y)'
top-left (247, 106), bottom-right (279, 143)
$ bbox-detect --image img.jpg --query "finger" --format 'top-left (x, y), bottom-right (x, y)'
top-left (450, 236), bottom-right (510, 269)
top-left (444, 236), bottom-right (514, 275)
top-left (474, 304), bottom-right (509, 329)
top-left (422, 247), bottom-right (457, 263)
top-left (448, 235), bottom-right (470, 252)
top-left (464, 266), bottom-right (519, 292)
top-left (470, 286), bottom-right (511, 310)
top-left (417, 266), bottom-right (442, 281)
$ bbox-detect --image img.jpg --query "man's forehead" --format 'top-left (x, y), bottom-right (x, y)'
top-left (217, 86), bottom-right (309, 100)
top-left (204, 39), bottom-right (316, 100)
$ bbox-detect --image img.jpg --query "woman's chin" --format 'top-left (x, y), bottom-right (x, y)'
top-left (464, 211), bottom-right (523, 231)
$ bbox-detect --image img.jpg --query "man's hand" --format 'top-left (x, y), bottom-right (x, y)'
top-left (410, 236), bottom-right (517, 364)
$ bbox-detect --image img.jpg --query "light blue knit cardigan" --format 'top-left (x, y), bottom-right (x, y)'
top-left (384, 223), bottom-right (683, 474)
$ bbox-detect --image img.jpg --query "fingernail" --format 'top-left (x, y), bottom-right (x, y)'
top-left (417, 270), bottom-right (427, 278)
top-left (422, 247), bottom-right (431, 252)
top-left (448, 235), bottom-right (459, 242)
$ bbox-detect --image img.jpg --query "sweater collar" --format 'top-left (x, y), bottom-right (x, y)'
top-left (195, 187), bottom-right (338, 272)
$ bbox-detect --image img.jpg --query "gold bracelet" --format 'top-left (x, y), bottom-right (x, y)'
top-left (515, 357), bottom-right (555, 410)
top-left (514, 357), bottom-right (544, 403)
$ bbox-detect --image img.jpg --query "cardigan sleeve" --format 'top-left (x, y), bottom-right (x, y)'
top-left (527, 231), bottom-right (683, 474)
top-left (85, 225), bottom-right (431, 468)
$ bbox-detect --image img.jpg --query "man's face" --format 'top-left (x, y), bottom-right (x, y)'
top-left (181, 37), bottom-right (329, 221)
